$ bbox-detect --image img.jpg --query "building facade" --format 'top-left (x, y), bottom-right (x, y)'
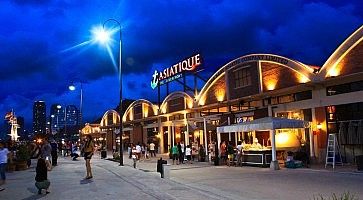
top-left (101, 25), bottom-right (363, 163)
top-left (33, 101), bottom-right (46, 135)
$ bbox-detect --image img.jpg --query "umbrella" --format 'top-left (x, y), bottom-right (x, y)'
top-left (358, 120), bottom-right (363, 145)
top-left (338, 122), bottom-right (347, 145)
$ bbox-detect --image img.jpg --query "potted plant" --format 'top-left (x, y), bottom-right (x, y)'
top-left (6, 152), bottom-right (16, 172)
top-left (15, 144), bottom-right (30, 171)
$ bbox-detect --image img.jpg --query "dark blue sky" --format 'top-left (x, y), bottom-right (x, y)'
top-left (0, 0), bottom-right (362, 129)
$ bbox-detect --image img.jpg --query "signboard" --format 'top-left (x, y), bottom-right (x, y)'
top-left (150, 54), bottom-right (201, 89)
top-left (226, 54), bottom-right (289, 69)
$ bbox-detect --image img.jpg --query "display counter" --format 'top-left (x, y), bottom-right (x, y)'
top-left (242, 149), bottom-right (272, 167)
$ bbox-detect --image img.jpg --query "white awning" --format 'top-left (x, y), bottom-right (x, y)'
top-left (217, 117), bottom-right (310, 133)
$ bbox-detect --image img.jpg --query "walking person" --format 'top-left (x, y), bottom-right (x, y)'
top-left (83, 135), bottom-right (95, 179)
top-left (0, 142), bottom-right (10, 192)
top-left (185, 145), bottom-right (192, 164)
top-left (41, 139), bottom-right (52, 171)
top-left (236, 140), bottom-right (244, 167)
top-left (149, 142), bottom-right (156, 157)
top-left (177, 142), bottom-right (184, 164)
top-left (141, 144), bottom-right (145, 161)
top-left (226, 141), bottom-right (235, 167)
top-left (135, 143), bottom-right (141, 160)
top-left (131, 146), bottom-right (137, 168)
top-left (143, 143), bottom-right (149, 160)
top-left (50, 139), bottom-right (58, 166)
top-left (180, 141), bottom-right (185, 163)
top-left (172, 144), bottom-right (179, 165)
top-left (220, 141), bottom-right (227, 165)
top-left (35, 158), bottom-right (50, 194)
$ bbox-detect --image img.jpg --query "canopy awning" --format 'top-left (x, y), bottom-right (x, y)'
top-left (217, 117), bottom-right (310, 133)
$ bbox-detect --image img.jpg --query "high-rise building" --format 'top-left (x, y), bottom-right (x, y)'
top-left (33, 101), bottom-right (46, 135)
top-left (50, 104), bottom-right (80, 140)
top-left (50, 104), bottom-right (63, 135)
top-left (66, 105), bottom-right (80, 126)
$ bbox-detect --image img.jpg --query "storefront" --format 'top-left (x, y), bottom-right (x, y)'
top-left (105, 25), bottom-right (363, 167)
top-left (217, 117), bottom-right (310, 169)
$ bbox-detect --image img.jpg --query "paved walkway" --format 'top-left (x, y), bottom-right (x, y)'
top-left (0, 155), bottom-right (223, 200)
top-left (0, 153), bottom-right (362, 200)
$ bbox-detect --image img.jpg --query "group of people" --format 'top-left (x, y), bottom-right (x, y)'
top-left (171, 141), bottom-right (204, 165)
top-left (219, 140), bottom-right (246, 167)
top-left (0, 134), bottom-right (95, 195)
top-left (128, 142), bottom-right (156, 161)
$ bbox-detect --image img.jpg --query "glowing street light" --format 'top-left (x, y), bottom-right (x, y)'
top-left (92, 19), bottom-right (124, 166)
top-left (92, 27), bottom-right (112, 45)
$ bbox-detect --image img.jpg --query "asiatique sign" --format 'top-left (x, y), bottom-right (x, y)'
top-left (150, 54), bottom-right (201, 89)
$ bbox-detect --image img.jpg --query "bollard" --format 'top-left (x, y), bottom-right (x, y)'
top-left (157, 158), bottom-right (167, 178)
top-left (162, 164), bottom-right (170, 179)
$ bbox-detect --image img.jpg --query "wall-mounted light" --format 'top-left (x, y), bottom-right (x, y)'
top-left (317, 123), bottom-right (322, 130)
top-left (215, 88), bottom-right (225, 102)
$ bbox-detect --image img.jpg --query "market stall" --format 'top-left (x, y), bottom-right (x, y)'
top-left (216, 117), bottom-right (310, 170)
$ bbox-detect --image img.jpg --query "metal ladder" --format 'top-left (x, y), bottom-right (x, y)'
top-left (325, 133), bottom-right (343, 169)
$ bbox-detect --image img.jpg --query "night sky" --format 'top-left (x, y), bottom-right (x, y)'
top-left (0, 0), bottom-right (362, 130)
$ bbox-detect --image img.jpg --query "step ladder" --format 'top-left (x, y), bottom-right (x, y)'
top-left (325, 133), bottom-right (343, 169)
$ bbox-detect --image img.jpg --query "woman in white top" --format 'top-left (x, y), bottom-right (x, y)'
top-left (185, 145), bottom-right (192, 164)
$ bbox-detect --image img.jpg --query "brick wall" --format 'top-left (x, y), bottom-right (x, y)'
top-left (204, 75), bottom-right (226, 105)
top-left (336, 41), bottom-right (363, 76)
top-left (168, 97), bottom-right (185, 112)
top-left (261, 62), bottom-right (301, 91)
top-left (315, 107), bottom-right (327, 149)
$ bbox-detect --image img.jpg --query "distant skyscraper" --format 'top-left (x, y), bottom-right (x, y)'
top-left (50, 104), bottom-right (79, 140)
top-left (50, 104), bottom-right (63, 135)
top-left (66, 105), bottom-right (80, 126)
top-left (33, 101), bottom-right (46, 135)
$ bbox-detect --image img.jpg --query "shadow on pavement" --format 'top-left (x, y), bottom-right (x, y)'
top-left (20, 187), bottom-right (45, 200)
top-left (80, 179), bottom-right (93, 184)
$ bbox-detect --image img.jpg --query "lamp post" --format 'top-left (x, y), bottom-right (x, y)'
top-left (94, 19), bottom-right (123, 166)
top-left (69, 82), bottom-right (83, 141)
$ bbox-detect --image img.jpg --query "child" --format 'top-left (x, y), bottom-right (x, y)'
top-left (35, 158), bottom-right (50, 195)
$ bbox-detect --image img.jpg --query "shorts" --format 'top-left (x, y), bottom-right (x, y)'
top-left (186, 155), bottom-right (191, 161)
top-left (84, 152), bottom-right (93, 160)
top-left (172, 154), bottom-right (178, 160)
top-left (35, 180), bottom-right (50, 190)
top-left (228, 154), bottom-right (234, 159)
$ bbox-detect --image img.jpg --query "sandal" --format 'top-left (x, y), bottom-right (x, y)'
top-left (0, 188), bottom-right (5, 192)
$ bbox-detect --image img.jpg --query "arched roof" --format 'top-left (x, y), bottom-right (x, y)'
top-left (319, 25), bottom-right (363, 78)
top-left (196, 53), bottom-right (315, 102)
top-left (123, 99), bottom-right (158, 120)
top-left (160, 91), bottom-right (194, 112)
top-left (100, 109), bottom-right (120, 126)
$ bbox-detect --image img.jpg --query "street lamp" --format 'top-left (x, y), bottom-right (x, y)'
top-left (69, 82), bottom-right (83, 141)
top-left (93, 19), bottom-right (123, 166)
